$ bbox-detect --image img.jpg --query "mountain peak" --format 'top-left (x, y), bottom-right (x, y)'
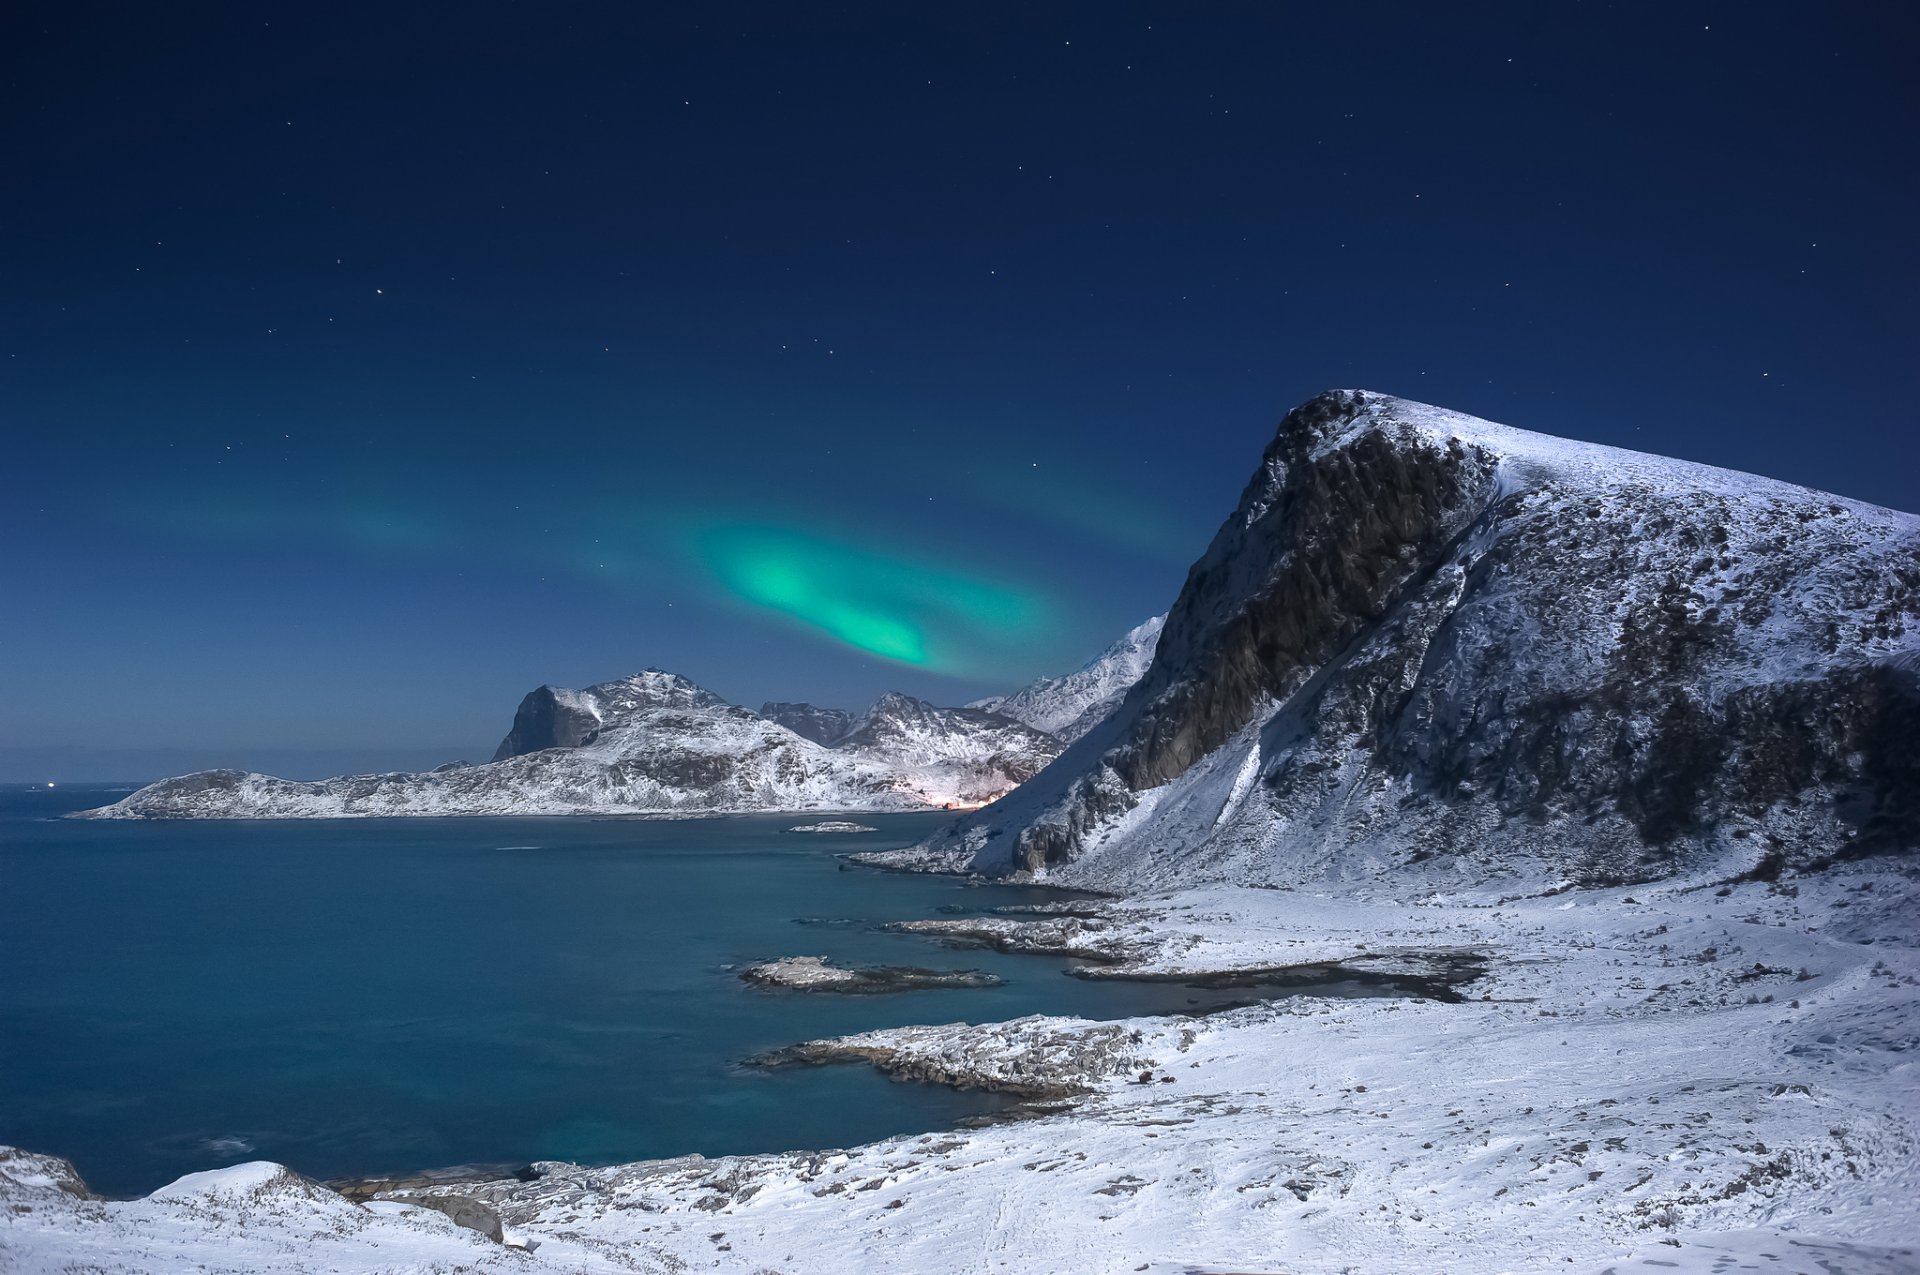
top-left (492, 669), bottom-right (730, 760)
top-left (895, 391), bottom-right (1920, 888)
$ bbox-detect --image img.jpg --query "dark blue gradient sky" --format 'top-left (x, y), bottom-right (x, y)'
top-left (4, 2), bottom-right (1914, 780)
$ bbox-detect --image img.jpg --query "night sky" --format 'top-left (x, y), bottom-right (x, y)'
top-left (4, 3), bottom-right (1914, 781)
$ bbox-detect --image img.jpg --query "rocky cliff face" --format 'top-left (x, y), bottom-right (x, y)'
top-left (885, 390), bottom-right (1919, 889)
top-left (971, 614), bottom-right (1165, 743)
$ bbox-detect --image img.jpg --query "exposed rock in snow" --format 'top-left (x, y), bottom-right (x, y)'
top-left (893, 390), bottom-right (1919, 890)
top-left (0, 1148), bottom-right (567, 1273)
top-left (973, 613), bottom-right (1166, 742)
top-left (740, 954), bottom-right (1003, 993)
top-left (377, 1190), bottom-right (505, 1242)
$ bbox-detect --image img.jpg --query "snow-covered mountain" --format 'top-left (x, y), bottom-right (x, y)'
top-left (836, 692), bottom-right (1060, 801)
top-left (78, 676), bottom-right (1065, 819)
top-left (882, 390), bottom-right (1920, 890)
top-left (971, 614), bottom-right (1165, 742)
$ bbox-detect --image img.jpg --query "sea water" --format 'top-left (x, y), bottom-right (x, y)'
top-left (1, 784), bottom-right (1355, 1196)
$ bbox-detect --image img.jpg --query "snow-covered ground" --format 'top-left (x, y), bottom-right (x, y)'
top-left (6, 863), bottom-right (1913, 1273)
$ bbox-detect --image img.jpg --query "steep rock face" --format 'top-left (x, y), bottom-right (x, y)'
top-left (493, 670), bottom-right (728, 760)
top-left (894, 390), bottom-right (1919, 888)
top-left (759, 702), bottom-right (857, 747)
top-left (971, 614), bottom-right (1165, 743)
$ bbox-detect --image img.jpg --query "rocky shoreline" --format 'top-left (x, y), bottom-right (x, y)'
top-left (4, 865), bottom-right (1917, 1272)
top-left (740, 954), bottom-right (1003, 993)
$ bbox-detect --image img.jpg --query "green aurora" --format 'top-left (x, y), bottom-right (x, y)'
top-left (693, 524), bottom-right (1055, 676)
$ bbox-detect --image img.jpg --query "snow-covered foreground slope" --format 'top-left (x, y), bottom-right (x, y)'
top-left (5, 868), bottom-right (1915, 1273)
top-left (972, 613), bottom-right (1166, 742)
top-left (76, 674), bottom-right (1063, 819)
top-left (893, 390), bottom-right (1919, 889)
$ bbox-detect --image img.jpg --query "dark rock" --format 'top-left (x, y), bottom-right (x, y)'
top-left (388, 1191), bottom-right (505, 1243)
top-left (913, 389), bottom-right (1920, 885)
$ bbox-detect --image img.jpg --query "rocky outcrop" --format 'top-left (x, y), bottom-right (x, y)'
top-left (751, 1016), bottom-right (1160, 1099)
top-left (383, 1191), bottom-right (505, 1242)
top-left (0, 1146), bottom-right (94, 1199)
top-left (740, 955), bottom-right (1002, 993)
top-left (889, 390), bottom-right (1920, 888)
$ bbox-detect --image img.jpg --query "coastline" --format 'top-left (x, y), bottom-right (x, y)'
top-left (6, 860), bottom-right (1914, 1272)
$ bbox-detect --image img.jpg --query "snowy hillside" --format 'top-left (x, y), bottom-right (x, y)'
top-left (836, 692), bottom-right (1060, 804)
top-left (972, 613), bottom-right (1165, 742)
top-left (884, 390), bottom-right (1919, 890)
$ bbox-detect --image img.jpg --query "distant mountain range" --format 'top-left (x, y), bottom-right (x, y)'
top-left (75, 625), bottom-right (1163, 820)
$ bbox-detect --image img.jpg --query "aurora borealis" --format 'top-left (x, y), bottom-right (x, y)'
top-left (696, 525), bottom-right (1054, 675)
top-left (4, 3), bottom-right (1915, 780)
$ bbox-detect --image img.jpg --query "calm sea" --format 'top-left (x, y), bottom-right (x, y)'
top-left (0, 783), bottom-right (1313, 1196)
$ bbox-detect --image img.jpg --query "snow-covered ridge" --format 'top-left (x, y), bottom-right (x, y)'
top-left (972, 613), bottom-right (1166, 742)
